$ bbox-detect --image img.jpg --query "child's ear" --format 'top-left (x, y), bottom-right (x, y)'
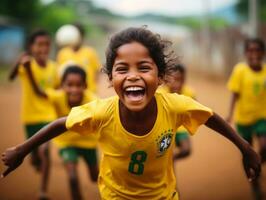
top-left (84, 82), bottom-right (87, 89)
top-left (158, 74), bottom-right (164, 85)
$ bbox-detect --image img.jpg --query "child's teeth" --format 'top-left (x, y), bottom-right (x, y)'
top-left (126, 86), bottom-right (143, 91)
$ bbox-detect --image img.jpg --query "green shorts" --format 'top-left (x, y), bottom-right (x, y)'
top-left (175, 131), bottom-right (189, 146)
top-left (237, 119), bottom-right (266, 142)
top-left (24, 122), bottom-right (49, 139)
top-left (24, 122), bottom-right (50, 161)
top-left (59, 147), bottom-right (97, 166)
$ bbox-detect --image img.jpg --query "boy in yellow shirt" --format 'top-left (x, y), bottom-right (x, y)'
top-left (158, 64), bottom-right (195, 160)
top-left (27, 66), bottom-right (99, 200)
top-left (56, 23), bottom-right (101, 92)
top-left (227, 38), bottom-right (266, 200)
top-left (3, 27), bottom-right (261, 200)
top-left (8, 29), bottom-right (57, 200)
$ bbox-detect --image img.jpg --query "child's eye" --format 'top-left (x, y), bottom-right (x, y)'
top-left (115, 66), bottom-right (128, 73)
top-left (139, 66), bottom-right (151, 72)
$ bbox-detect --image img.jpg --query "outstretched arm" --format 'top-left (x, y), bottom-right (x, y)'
top-left (1, 117), bottom-right (67, 177)
top-left (205, 113), bottom-right (261, 181)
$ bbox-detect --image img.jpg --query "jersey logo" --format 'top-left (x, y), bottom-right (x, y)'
top-left (156, 129), bottom-right (173, 157)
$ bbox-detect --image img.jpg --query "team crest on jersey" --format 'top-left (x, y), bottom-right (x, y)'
top-left (156, 129), bottom-right (173, 157)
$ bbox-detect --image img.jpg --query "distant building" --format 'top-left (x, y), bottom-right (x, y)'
top-left (0, 16), bottom-right (24, 67)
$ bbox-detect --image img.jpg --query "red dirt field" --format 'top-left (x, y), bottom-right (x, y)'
top-left (0, 73), bottom-right (265, 200)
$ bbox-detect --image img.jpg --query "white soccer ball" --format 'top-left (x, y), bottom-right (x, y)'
top-left (55, 24), bottom-right (81, 47)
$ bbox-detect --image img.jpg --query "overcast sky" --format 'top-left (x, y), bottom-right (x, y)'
top-left (93, 0), bottom-right (237, 16)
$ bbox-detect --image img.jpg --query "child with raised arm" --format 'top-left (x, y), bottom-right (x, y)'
top-left (3, 27), bottom-right (261, 200)
top-left (8, 29), bottom-right (57, 200)
top-left (227, 38), bottom-right (266, 200)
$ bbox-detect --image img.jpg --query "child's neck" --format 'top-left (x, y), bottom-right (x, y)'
top-left (73, 44), bottom-right (82, 52)
top-left (249, 64), bottom-right (262, 72)
top-left (35, 59), bottom-right (46, 67)
top-left (68, 95), bottom-right (84, 108)
top-left (119, 97), bottom-right (157, 136)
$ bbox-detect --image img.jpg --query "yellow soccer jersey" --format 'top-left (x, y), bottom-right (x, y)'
top-left (46, 89), bottom-right (98, 148)
top-left (157, 85), bottom-right (196, 133)
top-left (227, 62), bottom-right (266, 125)
top-left (66, 92), bottom-right (212, 200)
top-left (157, 85), bottom-right (195, 99)
top-left (18, 58), bottom-right (57, 124)
top-left (157, 84), bottom-right (170, 94)
top-left (56, 46), bottom-right (101, 92)
top-left (181, 85), bottom-right (196, 99)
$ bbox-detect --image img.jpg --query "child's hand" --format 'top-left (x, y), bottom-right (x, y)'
top-left (19, 53), bottom-right (31, 67)
top-left (1, 146), bottom-right (25, 178)
top-left (242, 146), bottom-right (261, 181)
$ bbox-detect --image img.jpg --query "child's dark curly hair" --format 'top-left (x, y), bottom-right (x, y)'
top-left (61, 65), bottom-right (87, 84)
top-left (244, 38), bottom-right (265, 52)
top-left (166, 64), bottom-right (186, 75)
top-left (104, 27), bottom-right (176, 78)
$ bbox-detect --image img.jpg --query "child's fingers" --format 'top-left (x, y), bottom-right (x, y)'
top-left (247, 166), bottom-right (260, 182)
top-left (2, 167), bottom-right (13, 178)
top-left (244, 164), bottom-right (251, 180)
top-left (252, 164), bottom-right (261, 179)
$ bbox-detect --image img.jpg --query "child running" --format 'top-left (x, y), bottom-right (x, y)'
top-left (29, 65), bottom-right (99, 200)
top-left (2, 27), bottom-right (261, 200)
top-left (8, 29), bottom-right (57, 200)
top-left (158, 64), bottom-right (195, 160)
top-left (227, 38), bottom-right (266, 200)
top-left (56, 23), bottom-right (101, 92)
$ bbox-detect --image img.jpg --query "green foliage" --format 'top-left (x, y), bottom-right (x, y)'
top-left (0, 0), bottom-right (77, 33)
top-left (0, 0), bottom-right (42, 27)
top-left (36, 3), bottom-right (76, 33)
top-left (236, 0), bottom-right (266, 21)
top-left (209, 18), bottom-right (229, 30)
top-left (176, 17), bottom-right (202, 29)
top-left (175, 17), bottom-right (229, 30)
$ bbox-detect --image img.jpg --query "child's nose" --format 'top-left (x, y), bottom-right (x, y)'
top-left (126, 73), bottom-right (140, 81)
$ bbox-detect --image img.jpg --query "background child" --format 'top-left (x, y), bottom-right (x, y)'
top-left (227, 38), bottom-right (266, 200)
top-left (29, 66), bottom-right (99, 200)
top-left (2, 27), bottom-right (261, 200)
top-left (56, 23), bottom-right (101, 92)
top-left (158, 64), bottom-right (195, 160)
top-left (8, 29), bottom-right (57, 200)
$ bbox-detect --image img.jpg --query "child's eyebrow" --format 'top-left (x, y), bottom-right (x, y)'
top-left (138, 60), bottom-right (154, 65)
top-left (113, 61), bottom-right (128, 66)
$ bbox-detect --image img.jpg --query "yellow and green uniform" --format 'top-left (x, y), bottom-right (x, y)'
top-left (18, 58), bottom-right (57, 161)
top-left (56, 46), bottom-right (101, 92)
top-left (227, 62), bottom-right (266, 140)
top-left (66, 92), bottom-right (212, 199)
top-left (18, 58), bottom-right (57, 125)
top-left (46, 89), bottom-right (99, 164)
top-left (157, 85), bottom-right (196, 145)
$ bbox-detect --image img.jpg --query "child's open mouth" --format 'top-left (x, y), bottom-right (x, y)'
top-left (124, 86), bottom-right (145, 102)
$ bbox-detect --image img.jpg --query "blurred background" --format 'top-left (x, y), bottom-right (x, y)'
top-left (0, 0), bottom-right (265, 76)
top-left (0, 0), bottom-right (265, 200)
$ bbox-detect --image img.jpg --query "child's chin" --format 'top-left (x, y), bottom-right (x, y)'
top-left (69, 97), bottom-right (82, 104)
top-left (124, 102), bottom-right (147, 112)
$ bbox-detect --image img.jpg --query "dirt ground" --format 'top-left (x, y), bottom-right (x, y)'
top-left (0, 72), bottom-right (265, 200)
